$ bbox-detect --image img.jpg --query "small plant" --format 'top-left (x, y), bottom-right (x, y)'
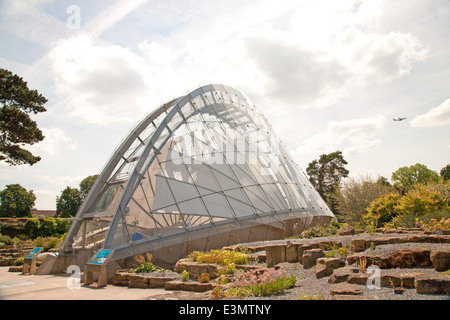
top-left (132, 252), bottom-right (153, 266)
top-left (299, 223), bottom-right (338, 239)
top-left (129, 262), bottom-right (159, 273)
top-left (357, 256), bottom-right (368, 273)
top-left (212, 268), bottom-right (296, 299)
top-left (14, 257), bottom-right (24, 266)
top-left (324, 243), bottom-right (340, 258)
top-left (198, 273), bottom-right (211, 283)
top-left (337, 245), bottom-right (349, 260)
top-left (181, 270), bottom-right (189, 281)
top-left (297, 290), bottom-right (326, 300)
top-left (216, 274), bottom-right (230, 285)
top-left (440, 269), bottom-right (450, 276)
top-left (389, 277), bottom-right (405, 294)
top-left (422, 217), bottom-right (450, 231)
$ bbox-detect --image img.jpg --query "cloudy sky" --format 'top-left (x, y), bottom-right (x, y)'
top-left (1, 0), bottom-right (449, 210)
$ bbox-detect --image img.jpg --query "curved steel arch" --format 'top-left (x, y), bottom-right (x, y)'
top-left (62, 84), bottom-right (335, 268)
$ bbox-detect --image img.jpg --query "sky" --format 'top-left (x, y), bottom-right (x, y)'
top-left (0, 0), bottom-right (449, 210)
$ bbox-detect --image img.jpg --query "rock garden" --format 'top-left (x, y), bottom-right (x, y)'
top-left (105, 226), bottom-right (449, 300)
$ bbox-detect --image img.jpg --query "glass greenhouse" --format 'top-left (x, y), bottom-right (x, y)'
top-left (60, 84), bottom-right (336, 269)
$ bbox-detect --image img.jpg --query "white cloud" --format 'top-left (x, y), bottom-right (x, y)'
top-left (83, 0), bottom-right (148, 38)
top-left (411, 99), bottom-right (450, 127)
top-left (49, 35), bottom-right (151, 125)
top-left (295, 115), bottom-right (387, 156)
top-left (244, 22), bottom-right (427, 109)
top-left (33, 189), bottom-right (57, 210)
top-left (0, 0), bottom-right (68, 47)
top-left (28, 127), bottom-right (76, 157)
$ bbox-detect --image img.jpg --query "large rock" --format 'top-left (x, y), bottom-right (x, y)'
top-left (165, 280), bottom-right (216, 292)
top-left (148, 276), bottom-right (180, 288)
top-left (298, 243), bottom-right (320, 263)
top-left (127, 274), bottom-right (149, 288)
top-left (0, 257), bottom-right (15, 266)
top-left (315, 258), bottom-right (345, 279)
top-left (377, 248), bottom-right (431, 269)
top-left (351, 239), bottom-right (367, 253)
top-left (113, 270), bottom-right (131, 286)
top-left (415, 274), bottom-right (450, 295)
top-left (328, 267), bottom-right (359, 284)
top-left (265, 244), bottom-right (286, 267)
top-left (174, 259), bottom-right (219, 279)
top-left (330, 283), bottom-right (363, 296)
top-left (347, 270), bottom-right (422, 288)
top-left (371, 236), bottom-right (407, 246)
top-left (332, 295), bottom-right (379, 300)
top-left (302, 249), bottom-right (325, 269)
top-left (286, 243), bottom-right (303, 263)
top-left (349, 248), bottom-right (431, 269)
top-left (430, 249), bottom-right (450, 271)
top-left (408, 235), bottom-right (450, 243)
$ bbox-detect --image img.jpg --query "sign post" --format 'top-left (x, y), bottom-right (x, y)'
top-left (83, 249), bottom-right (114, 287)
top-left (22, 247), bottom-right (43, 275)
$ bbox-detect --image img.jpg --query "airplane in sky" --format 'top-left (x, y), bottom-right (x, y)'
top-left (393, 117), bottom-right (407, 121)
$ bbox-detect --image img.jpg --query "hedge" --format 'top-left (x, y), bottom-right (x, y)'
top-left (0, 217), bottom-right (71, 239)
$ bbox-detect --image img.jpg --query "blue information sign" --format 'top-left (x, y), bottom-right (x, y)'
top-left (88, 249), bottom-right (114, 265)
top-left (25, 247), bottom-right (43, 259)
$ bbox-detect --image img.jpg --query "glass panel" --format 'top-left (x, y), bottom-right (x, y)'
top-left (202, 193), bottom-right (234, 218)
top-left (186, 164), bottom-right (221, 195)
top-left (152, 175), bottom-right (176, 210)
top-left (88, 183), bottom-right (124, 215)
top-left (243, 185), bottom-right (273, 213)
top-left (224, 189), bottom-right (255, 217)
top-left (177, 198), bottom-right (210, 217)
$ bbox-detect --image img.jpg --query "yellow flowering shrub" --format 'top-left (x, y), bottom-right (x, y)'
top-left (188, 249), bottom-right (248, 265)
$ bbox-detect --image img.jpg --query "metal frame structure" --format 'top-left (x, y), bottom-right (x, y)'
top-left (61, 84), bottom-right (336, 268)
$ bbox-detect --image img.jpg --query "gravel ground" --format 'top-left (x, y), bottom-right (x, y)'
top-left (233, 232), bottom-right (450, 301)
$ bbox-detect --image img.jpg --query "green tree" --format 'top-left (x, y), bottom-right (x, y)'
top-left (0, 68), bottom-right (47, 166)
top-left (391, 163), bottom-right (440, 194)
top-left (306, 150), bottom-right (349, 211)
top-left (333, 175), bottom-right (392, 225)
top-left (79, 174), bottom-right (98, 199)
top-left (440, 164), bottom-right (450, 181)
top-left (0, 184), bottom-right (36, 217)
top-left (55, 187), bottom-right (82, 218)
top-left (55, 174), bottom-right (98, 218)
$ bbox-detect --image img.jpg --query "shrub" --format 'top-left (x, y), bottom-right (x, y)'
top-left (364, 193), bottom-right (401, 227)
top-left (24, 218), bottom-right (40, 237)
top-left (182, 270), bottom-right (189, 281)
top-left (198, 273), bottom-right (211, 283)
top-left (129, 262), bottom-right (160, 273)
top-left (56, 218), bottom-right (71, 236)
top-left (0, 234), bottom-right (12, 245)
top-left (395, 184), bottom-right (446, 216)
top-left (299, 223), bottom-right (338, 239)
top-left (188, 249), bottom-right (248, 265)
top-left (39, 217), bottom-right (58, 237)
top-left (332, 175), bottom-right (392, 225)
top-left (34, 237), bottom-right (62, 250)
top-left (14, 257), bottom-right (24, 266)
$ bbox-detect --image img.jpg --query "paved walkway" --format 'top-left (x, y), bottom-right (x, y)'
top-left (0, 267), bottom-right (178, 300)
